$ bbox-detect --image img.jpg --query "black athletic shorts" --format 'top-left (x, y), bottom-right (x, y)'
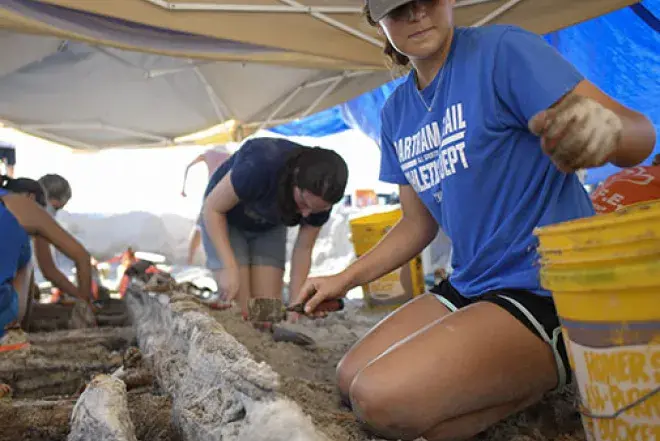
top-left (0, 146), bottom-right (16, 166)
top-left (430, 280), bottom-right (571, 389)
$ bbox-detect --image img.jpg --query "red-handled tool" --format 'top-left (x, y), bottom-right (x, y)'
top-left (286, 298), bottom-right (344, 314)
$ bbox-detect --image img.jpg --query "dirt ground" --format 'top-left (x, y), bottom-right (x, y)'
top-left (0, 326), bottom-right (181, 441)
top-left (210, 301), bottom-right (586, 441)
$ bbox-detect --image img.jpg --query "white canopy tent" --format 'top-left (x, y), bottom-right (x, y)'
top-left (0, 0), bottom-right (636, 149)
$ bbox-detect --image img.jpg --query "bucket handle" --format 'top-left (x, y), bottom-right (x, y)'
top-left (579, 385), bottom-right (660, 420)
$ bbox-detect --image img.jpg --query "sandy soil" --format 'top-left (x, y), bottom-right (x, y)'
top-left (0, 327), bottom-right (180, 441)
top-left (210, 300), bottom-right (586, 441)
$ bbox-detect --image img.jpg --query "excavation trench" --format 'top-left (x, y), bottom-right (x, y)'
top-left (129, 287), bottom-right (586, 441)
top-left (1, 285), bottom-right (586, 441)
top-left (0, 300), bottom-right (180, 441)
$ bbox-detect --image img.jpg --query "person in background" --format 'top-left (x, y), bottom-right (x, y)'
top-left (1, 176), bottom-right (93, 397)
top-left (31, 174), bottom-right (83, 303)
top-left (1, 176), bottom-right (93, 344)
top-left (590, 153), bottom-right (660, 214)
top-left (202, 137), bottom-right (348, 319)
top-left (295, 1), bottom-right (656, 440)
top-left (0, 142), bottom-right (16, 178)
top-left (181, 145), bottom-right (232, 265)
top-left (38, 174), bottom-right (72, 215)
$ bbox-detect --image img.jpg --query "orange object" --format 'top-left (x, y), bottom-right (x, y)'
top-left (590, 165), bottom-right (660, 214)
top-left (0, 341), bottom-right (29, 352)
top-left (354, 189), bottom-right (378, 208)
top-left (91, 280), bottom-right (99, 300)
top-left (50, 287), bottom-right (61, 304)
top-left (118, 274), bottom-right (130, 298)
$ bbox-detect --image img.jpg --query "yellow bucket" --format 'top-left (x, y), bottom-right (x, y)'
top-left (349, 209), bottom-right (425, 309)
top-left (535, 200), bottom-right (660, 441)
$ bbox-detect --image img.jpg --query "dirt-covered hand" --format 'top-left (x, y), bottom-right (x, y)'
top-left (529, 94), bottom-right (622, 173)
top-left (297, 273), bottom-right (351, 315)
top-left (218, 267), bottom-right (240, 302)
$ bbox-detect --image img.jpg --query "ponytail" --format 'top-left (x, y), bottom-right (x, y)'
top-left (0, 175), bottom-right (47, 207)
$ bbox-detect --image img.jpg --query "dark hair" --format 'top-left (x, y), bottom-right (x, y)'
top-left (653, 154), bottom-right (660, 166)
top-left (277, 146), bottom-right (349, 226)
top-left (363, 4), bottom-right (411, 68)
top-left (1, 175), bottom-right (47, 207)
top-left (38, 174), bottom-right (72, 204)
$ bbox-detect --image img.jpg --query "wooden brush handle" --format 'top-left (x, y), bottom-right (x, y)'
top-left (314, 299), bottom-right (345, 313)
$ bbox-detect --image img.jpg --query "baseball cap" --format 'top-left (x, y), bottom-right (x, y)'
top-left (367, 0), bottom-right (414, 21)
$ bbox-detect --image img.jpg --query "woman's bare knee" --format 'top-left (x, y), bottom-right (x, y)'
top-left (337, 294), bottom-right (450, 404)
top-left (348, 368), bottom-right (428, 440)
top-left (336, 348), bottom-right (361, 402)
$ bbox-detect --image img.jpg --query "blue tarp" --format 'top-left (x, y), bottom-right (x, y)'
top-left (273, 1), bottom-right (660, 185)
top-left (269, 106), bottom-right (350, 138)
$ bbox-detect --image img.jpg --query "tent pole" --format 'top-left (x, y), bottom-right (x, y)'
top-left (142, 0), bottom-right (361, 13)
top-left (22, 123), bottom-right (169, 143)
top-left (278, 0), bottom-right (383, 47)
top-left (300, 74), bottom-right (345, 118)
top-left (471, 0), bottom-right (527, 26)
top-left (146, 63), bottom-right (210, 78)
top-left (99, 125), bottom-right (169, 142)
top-left (91, 46), bottom-right (150, 76)
top-left (140, 0), bottom-right (382, 47)
top-left (191, 64), bottom-right (233, 120)
top-left (257, 71), bottom-right (373, 130)
top-left (258, 87), bottom-right (304, 131)
top-left (455, 0), bottom-right (501, 8)
top-left (305, 71), bottom-right (371, 88)
top-left (8, 124), bottom-right (97, 151)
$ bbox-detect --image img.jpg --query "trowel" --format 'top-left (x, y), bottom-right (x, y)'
top-left (247, 298), bottom-right (344, 323)
top-left (247, 298), bottom-right (344, 346)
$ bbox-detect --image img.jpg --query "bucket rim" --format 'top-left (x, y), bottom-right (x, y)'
top-left (538, 248), bottom-right (660, 268)
top-left (534, 200), bottom-right (660, 238)
top-left (348, 208), bottom-right (402, 224)
top-left (537, 236), bottom-right (660, 255)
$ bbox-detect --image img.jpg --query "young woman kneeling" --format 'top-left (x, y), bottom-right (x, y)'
top-left (294, 1), bottom-right (656, 439)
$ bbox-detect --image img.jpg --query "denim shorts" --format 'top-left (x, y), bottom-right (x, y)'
top-left (200, 221), bottom-right (286, 270)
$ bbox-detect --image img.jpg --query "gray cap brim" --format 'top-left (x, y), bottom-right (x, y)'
top-left (368, 0), bottom-right (414, 22)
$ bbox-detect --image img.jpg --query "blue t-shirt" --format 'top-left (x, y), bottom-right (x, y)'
top-left (0, 189), bottom-right (31, 334)
top-left (204, 137), bottom-right (331, 232)
top-left (379, 25), bottom-right (595, 297)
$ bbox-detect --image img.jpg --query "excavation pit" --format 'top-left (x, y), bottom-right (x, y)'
top-left (0, 323), bottom-right (180, 441)
top-left (1, 285), bottom-right (587, 441)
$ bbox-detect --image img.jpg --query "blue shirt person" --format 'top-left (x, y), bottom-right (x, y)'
top-left (295, 1), bottom-right (656, 439)
top-left (201, 137), bottom-right (348, 317)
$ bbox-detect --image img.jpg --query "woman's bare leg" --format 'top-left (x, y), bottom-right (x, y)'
top-left (250, 265), bottom-right (284, 301)
top-left (337, 294), bottom-right (451, 400)
top-left (187, 228), bottom-right (202, 265)
top-left (348, 302), bottom-right (558, 441)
